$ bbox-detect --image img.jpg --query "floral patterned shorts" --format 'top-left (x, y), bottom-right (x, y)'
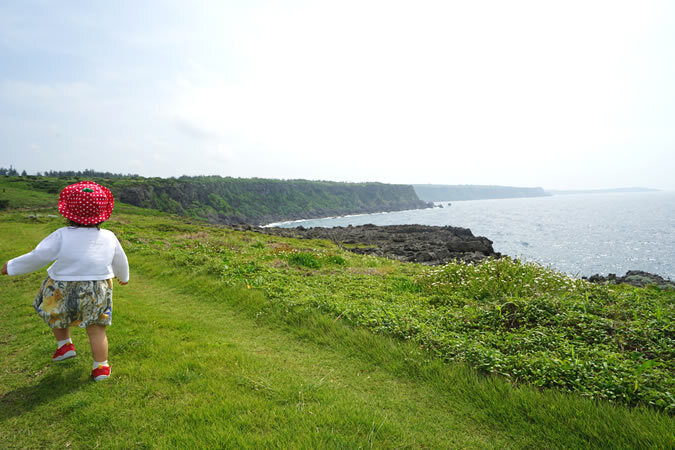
top-left (34, 277), bottom-right (113, 329)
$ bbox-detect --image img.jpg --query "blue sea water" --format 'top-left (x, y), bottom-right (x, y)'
top-left (270, 192), bottom-right (675, 279)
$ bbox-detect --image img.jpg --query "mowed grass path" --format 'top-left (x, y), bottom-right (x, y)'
top-left (1, 222), bottom-right (673, 448)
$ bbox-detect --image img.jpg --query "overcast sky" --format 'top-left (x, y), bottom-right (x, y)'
top-left (1, 0), bottom-right (674, 190)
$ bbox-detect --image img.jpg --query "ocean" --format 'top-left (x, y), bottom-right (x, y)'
top-left (269, 191), bottom-right (675, 280)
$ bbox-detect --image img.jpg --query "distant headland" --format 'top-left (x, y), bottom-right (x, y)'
top-left (413, 184), bottom-right (550, 202)
top-left (413, 184), bottom-right (661, 202)
top-left (545, 187), bottom-right (660, 195)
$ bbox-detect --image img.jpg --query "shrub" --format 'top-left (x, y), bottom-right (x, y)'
top-left (287, 252), bottom-right (321, 269)
top-left (324, 255), bottom-right (347, 266)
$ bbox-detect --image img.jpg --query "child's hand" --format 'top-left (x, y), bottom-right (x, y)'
top-left (117, 278), bottom-right (128, 285)
top-left (1, 262), bottom-right (7, 275)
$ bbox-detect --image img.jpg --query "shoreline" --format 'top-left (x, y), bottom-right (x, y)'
top-left (242, 223), bottom-right (675, 289)
top-left (264, 209), bottom-right (405, 228)
top-left (255, 192), bottom-right (675, 285)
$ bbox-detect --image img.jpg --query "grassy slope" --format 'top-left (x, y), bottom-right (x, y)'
top-left (1, 182), bottom-right (674, 448)
top-left (0, 179), bottom-right (56, 209)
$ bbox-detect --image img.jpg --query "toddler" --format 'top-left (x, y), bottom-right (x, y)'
top-left (1, 181), bottom-right (129, 381)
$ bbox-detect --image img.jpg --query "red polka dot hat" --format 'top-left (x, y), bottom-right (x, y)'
top-left (58, 181), bottom-right (115, 225)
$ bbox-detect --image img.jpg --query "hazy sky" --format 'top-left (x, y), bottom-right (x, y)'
top-left (1, 0), bottom-right (674, 190)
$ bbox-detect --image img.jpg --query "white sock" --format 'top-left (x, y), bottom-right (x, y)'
top-left (93, 360), bottom-right (109, 369)
top-left (57, 338), bottom-right (72, 348)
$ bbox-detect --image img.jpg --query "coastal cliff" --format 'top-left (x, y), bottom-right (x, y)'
top-left (10, 175), bottom-right (432, 225)
top-left (116, 177), bottom-right (431, 225)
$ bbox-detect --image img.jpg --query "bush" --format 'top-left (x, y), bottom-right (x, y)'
top-left (287, 252), bottom-right (321, 269)
top-left (324, 255), bottom-right (347, 266)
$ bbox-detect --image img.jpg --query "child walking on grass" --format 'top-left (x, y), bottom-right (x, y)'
top-left (1, 181), bottom-right (129, 381)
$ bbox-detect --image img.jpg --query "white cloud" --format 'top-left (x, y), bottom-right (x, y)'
top-left (1, 0), bottom-right (674, 189)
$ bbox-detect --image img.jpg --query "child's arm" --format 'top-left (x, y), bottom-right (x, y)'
top-left (111, 235), bottom-right (130, 285)
top-left (6, 230), bottom-right (62, 276)
top-left (1, 262), bottom-right (7, 275)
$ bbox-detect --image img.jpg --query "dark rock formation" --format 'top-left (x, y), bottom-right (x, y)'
top-left (584, 270), bottom-right (675, 289)
top-left (255, 224), bottom-right (500, 265)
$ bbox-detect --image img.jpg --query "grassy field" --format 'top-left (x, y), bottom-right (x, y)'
top-left (1, 179), bottom-right (674, 448)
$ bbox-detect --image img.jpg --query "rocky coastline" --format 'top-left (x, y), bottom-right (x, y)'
top-left (251, 223), bottom-right (500, 265)
top-left (239, 223), bottom-right (674, 289)
top-left (582, 271), bottom-right (675, 290)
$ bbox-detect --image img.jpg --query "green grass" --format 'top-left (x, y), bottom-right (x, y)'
top-left (0, 178), bottom-right (56, 210)
top-left (1, 182), bottom-right (674, 448)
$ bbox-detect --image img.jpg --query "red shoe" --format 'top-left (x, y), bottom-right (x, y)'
top-left (52, 343), bottom-right (76, 361)
top-left (92, 364), bottom-right (111, 381)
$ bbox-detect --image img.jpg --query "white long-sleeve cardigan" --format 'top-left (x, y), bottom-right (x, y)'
top-left (7, 227), bottom-right (129, 283)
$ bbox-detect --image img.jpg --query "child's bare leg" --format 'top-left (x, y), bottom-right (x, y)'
top-left (53, 327), bottom-right (70, 342)
top-left (86, 325), bottom-right (108, 362)
top-left (51, 327), bottom-right (75, 361)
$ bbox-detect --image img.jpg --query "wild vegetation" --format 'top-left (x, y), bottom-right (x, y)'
top-left (1, 177), bottom-right (673, 448)
top-left (122, 222), bottom-right (673, 413)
